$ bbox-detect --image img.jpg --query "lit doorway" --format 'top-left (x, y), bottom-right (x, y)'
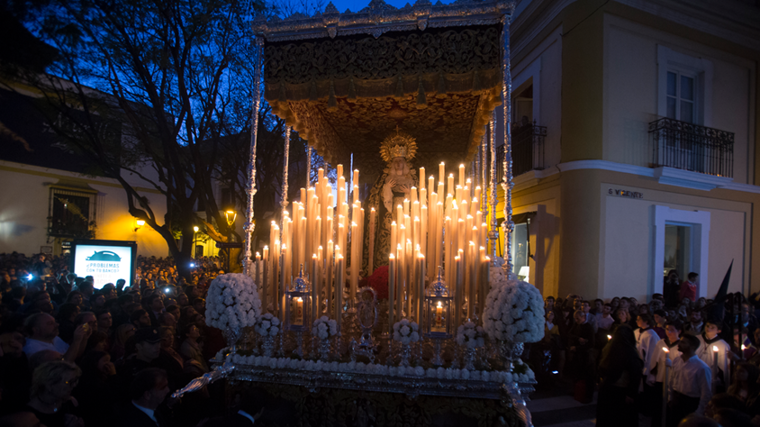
top-left (664, 223), bottom-right (692, 281)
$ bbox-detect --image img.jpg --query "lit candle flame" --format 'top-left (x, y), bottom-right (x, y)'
top-left (713, 345), bottom-right (719, 352)
top-left (607, 335), bottom-right (612, 340)
top-left (662, 347), bottom-right (669, 353)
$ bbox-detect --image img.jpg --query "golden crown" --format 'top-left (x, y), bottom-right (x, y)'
top-left (380, 127), bottom-right (417, 163)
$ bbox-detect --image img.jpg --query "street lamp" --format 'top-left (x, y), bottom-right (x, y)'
top-left (223, 210), bottom-right (237, 272)
top-left (193, 226), bottom-right (199, 259)
top-left (225, 210), bottom-right (237, 227)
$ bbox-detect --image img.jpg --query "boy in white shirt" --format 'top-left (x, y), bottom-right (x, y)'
top-left (695, 318), bottom-right (735, 393)
top-left (635, 313), bottom-right (661, 417)
top-left (647, 319), bottom-right (683, 427)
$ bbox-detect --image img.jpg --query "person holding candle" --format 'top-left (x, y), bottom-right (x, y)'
top-left (636, 313), bottom-right (662, 416)
top-left (363, 129), bottom-right (419, 273)
top-left (696, 319), bottom-right (735, 393)
top-left (648, 319), bottom-right (684, 427)
top-left (596, 324), bottom-right (644, 427)
top-left (667, 334), bottom-right (712, 426)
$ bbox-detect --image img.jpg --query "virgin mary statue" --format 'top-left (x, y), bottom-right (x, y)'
top-left (363, 129), bottom-right (418, 274)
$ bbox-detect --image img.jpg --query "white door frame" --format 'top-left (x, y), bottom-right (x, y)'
top-left (652, 205), bottom-right (710, 298)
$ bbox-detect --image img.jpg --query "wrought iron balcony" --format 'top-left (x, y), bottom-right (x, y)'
top-left (649, 118), bottom-right (734, 178)
top-left (496, 122), bottom-right (547, 180)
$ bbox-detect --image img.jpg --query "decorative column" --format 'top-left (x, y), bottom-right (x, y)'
top-left (500, 12), bottom-right (514, 276)
top-left (243, 37), bottom-right (264, 276)
top-left (281, 126), bottom-right (292, 214)
top-left (489, 115), bottom-right (497, 261)
top-left (306, 145), bottom-right (313, 189)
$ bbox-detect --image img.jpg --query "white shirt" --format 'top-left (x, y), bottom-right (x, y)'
top-left (132, 401), bottom-right (158, 425)
top-left (596, 313), bottom-right (614, 331)
top-left (669, 355), bottom-right (712, 416)
top-left (649, 338), bottom-right (681, 383)
top-left (696, 335), bottom-right (731, 386)
top-left (635, 328), bottom-right (660, 376)
top-left (23, 337), bottom-right (69, 356)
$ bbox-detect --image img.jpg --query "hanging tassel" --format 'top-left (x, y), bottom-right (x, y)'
top-left (328, 79), bottom-right (337, 110)
top-left (348, 76), bottom-right (357, 100)
top-left (394, 75), bottom-right (404, 99)
top-left (437, 72), bottom-right (446, 97)
top-left (309, 79), bottom-right (318, 101)
top-left (416, 76), bottom-right (427, 109)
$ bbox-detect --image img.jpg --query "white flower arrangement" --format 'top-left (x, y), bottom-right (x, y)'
top-left (205, 273), bottom-right (261, 331)
top-left (312, 316), bottom-right (339, 340)
top-left (483, 276), bottom-right (545, 343)
top-left (227, 354), bottom-right (536, 384)
top-left (255, 313), bottom-right (280, 337)
top-left (392, 319), bottom-right (420, 345)
top-left (456, 321), bottom-right (486, 348)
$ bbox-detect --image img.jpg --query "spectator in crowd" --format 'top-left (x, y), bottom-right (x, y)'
top-left (0, 329), bottom-right (30, 415)
top-left (685, 310), bottom-right (705, 336)
top-left (96, 309), bottom-right (113, 335)
top-left (78, 281), bottom-right (94, 311)
top-left (179, 323), bottom-right (208, 374)
top-left (596, 303), bottom-right (614, 331)
top-left (568, 310), bottom-right (595, 403)
top-left (65, 291), bottom-right (83, 308)
top-left (56, 303), bottom-right (80, 343)
top-left (680, 273), bottom-right (699, 303)
top-left (147, 294), bottom-right (165, 327)
top-left (27, 361), bottom-right (84, 427)
top-left (117, 368), bottom-right (172, 427)
top-left (74, 311), bottom-right (97, 333)
top-left (131, 309), bottom-right (152, 329)
top-left (111, 323), bottom-right (136, 363)
top-left (23, 313), bottom-right (88, 362)
top-left (74, 350), bottom-right (118, 426)
top-left (665, 270), bottom-right (681, 307)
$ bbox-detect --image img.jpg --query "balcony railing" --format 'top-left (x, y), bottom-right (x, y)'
top-left (649, 118), bottom-right (734, 178)
top-left (496, 122), bottom-right (547, 180)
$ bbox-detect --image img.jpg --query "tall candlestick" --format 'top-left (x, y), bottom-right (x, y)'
top-left (439, 162), bottom-right (445, 186)
top-left (419, 167), bottom-right (426, 189)
top-left (459, 164), bottom-right (465, 188)
top-left (455, 255), bottom-right (462, 326)
top-left (663, 347), bottom-right (670, 427)
top-left (336, 255), bottom-right (344, 330)
top-left (417, 254), bottom-right (425, 322)
top-left (311, 254), bottom-right (318, 321)
top-left (389, 253), bottom-right (396, 333)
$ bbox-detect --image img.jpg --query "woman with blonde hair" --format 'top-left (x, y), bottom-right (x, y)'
top-left (109, 323), bottom-right (135, 363)
top-left (27, 361), bottom-right (84, 427)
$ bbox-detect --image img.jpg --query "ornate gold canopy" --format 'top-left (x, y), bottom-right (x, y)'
top-left (255, 0), bottom-right (511, 176)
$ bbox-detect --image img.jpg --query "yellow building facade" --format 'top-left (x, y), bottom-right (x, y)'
top-left (499, 0), bottom-right (760, 300)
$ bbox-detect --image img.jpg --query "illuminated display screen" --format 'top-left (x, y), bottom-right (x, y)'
top-left (72, 240), bottom-right (136, 289)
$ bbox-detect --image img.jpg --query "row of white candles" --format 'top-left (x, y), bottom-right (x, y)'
top-left (387, 162), bottom-right (491, 331)
top-left (251, 165), bottom-right (363, 326)
top-left (250, 161), bottom-right (493, 334)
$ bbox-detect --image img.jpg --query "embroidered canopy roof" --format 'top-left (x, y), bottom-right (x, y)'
top-left (254, 0), bottom-right (512, 178)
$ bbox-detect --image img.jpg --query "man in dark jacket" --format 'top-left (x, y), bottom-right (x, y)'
top-left (118, 368), bottom-right (172, 427)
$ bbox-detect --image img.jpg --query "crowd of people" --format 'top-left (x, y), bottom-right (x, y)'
top-left (533, 270), bottom-right (760, 427)
top-left (0, 252), bottom-right (266, 427)
top-left (3, 251), bottom-right (760, 427)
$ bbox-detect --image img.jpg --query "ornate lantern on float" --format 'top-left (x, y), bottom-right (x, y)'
top-left (284, 265), bottom-right (312, 358)
top-left (424, 267), bottom-right (453, 366)
top-left (285, 265), bottom-right (312, 332)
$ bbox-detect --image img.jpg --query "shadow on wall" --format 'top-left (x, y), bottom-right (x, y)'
top-left (533, 204), bottom-right (557, 295)
top-left (0, 221), bottom-right (35, 239)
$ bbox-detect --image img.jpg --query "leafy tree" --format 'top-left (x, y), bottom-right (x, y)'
top-left (3, 0), bottom-right (269, 277)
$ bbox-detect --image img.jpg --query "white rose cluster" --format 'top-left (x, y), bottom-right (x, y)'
top-left (255, 313), bottom-right (281, 337)
top-left (392, 319), bottom-right (420, 345)
top-left (228, 354), bottom-right (535, 383)
top-left (311, 316), bottom-right (339, 340)
top-left (483, 277), bottom-right (545, 343)
top-left (205, 273), bottom-right (262, 330)
top-left (456, 321), bottom-right (485, 348)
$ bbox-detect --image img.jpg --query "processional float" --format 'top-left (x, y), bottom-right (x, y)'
top-left (177, 1), bottom-right (543, 426)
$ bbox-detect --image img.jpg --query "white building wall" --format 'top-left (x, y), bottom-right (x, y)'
top-left (603, 14), bottom-right (756, 184)
top-left (599, 183), bottom-right (748, 301)
top-left (0, 160), bottom-right (168, 257)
